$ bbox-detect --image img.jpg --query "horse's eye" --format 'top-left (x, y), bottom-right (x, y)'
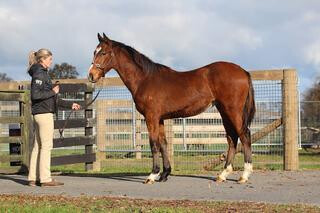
top-left (101, 52), bottom-right (107, 55)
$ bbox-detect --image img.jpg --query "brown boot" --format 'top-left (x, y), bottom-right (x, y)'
top-left (41, 179), bottom-right (64, 187)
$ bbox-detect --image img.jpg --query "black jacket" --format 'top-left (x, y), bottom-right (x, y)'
top-left (28, 64), bottom-right (73, 115)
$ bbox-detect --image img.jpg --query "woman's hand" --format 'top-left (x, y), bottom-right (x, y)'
top-left (52, 85), bottom-right (60, 94)
top-left (72, 103), bottom-right (81, 110)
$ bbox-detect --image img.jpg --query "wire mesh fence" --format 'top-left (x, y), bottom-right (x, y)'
top-left (95, 77), bottom-right (285, 173)
top-left (300, 100), bottom-right (320, 169)
top-left (1, 73), bottom-right (307, 173)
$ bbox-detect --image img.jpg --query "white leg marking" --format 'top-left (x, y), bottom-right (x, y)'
top-left (240, 163), bottom-right (253, 181)
top-left (218, 164), bottom-right (233, 181)
top-left (147, 172), bottom-right (160, 182)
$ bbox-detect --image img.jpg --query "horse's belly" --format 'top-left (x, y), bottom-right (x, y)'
top-left (163, 101), bottom-right (212, 119)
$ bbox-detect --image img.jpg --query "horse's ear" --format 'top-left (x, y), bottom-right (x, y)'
top-left (102, 33), bottom-right (111, 43)
top-left (98, 33), bottom-right (103, 42)
top-left (103, 33), bottom-right (109, 40)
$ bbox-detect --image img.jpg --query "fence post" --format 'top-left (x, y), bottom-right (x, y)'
top-left (135, 112), bottom-right (142, 159)
top-left (165, 119), bottom-right (174, 171)
top-left (95, 99), bottom-right (105, 171)
top-left (85, 90), bottom-right (95, 171)
top-left (21, 90), bottom-right (32, 173)
top-left (282, 69), bottom-right (299, 170)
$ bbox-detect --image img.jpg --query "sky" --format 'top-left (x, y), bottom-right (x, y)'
top-left (0, 0), bottom-right (320, 93)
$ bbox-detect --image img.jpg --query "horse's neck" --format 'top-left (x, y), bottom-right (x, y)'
top-left (114, 50), bottom-right (146, 97)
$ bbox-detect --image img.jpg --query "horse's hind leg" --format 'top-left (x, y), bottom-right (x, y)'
top-left (238, 128), bottom-right (253, 184)
top-left (216, 112), bottom-right (239, 182)
top-left (216, 103), bottom-right (253, 183)
top-left (158, 120), bottom-right (171, 182)
top-left (144, 117), bottom-right (161, 184)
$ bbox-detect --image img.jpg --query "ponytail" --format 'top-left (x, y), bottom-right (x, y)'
top-left (28, 51), bottom-right (37, 69)
top-left (27, 48), bottom-right (52, 70)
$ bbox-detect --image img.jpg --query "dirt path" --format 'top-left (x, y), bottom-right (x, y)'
top-left (0, 170), bottom-right (319, 206)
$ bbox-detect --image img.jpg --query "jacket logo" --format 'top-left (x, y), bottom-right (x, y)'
top-left (35, 79), bottom-right (42, 85)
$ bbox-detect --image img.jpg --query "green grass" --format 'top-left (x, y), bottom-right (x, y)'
top-left (2, 149), bottom-right (320, 175)
top-left (0, 194), bottom-right (319, 213)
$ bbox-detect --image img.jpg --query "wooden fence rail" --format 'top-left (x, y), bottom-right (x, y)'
top-left (0, 81), bottom-right (98, 174)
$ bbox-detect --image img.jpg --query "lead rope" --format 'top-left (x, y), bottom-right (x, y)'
top-left (58, 88), bottom-right (101, 139)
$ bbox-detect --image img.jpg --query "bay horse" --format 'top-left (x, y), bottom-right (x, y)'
top-left (88, 33), bottom-right (256, 184)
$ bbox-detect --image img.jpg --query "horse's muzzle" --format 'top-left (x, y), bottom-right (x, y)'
top-left (88, 73), bottom-right (96, 83)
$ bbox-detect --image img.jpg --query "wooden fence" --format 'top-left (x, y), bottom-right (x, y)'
top-left (94, 69), bottom-right (299, 171)
top-left (0, 68), bottom-right (299, 173)
top-left (0, 90), bottom-right (32, 173)
top-left (0, 80), bottom-right (98, 174)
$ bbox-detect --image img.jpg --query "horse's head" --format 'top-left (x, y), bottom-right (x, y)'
top-left (88, 33), bottom-right (115, 83)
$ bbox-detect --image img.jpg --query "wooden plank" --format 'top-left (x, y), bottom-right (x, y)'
top-left (56, 99), bottom-right (96, 110)
top-left (249, 70), bottom-right (284, 80)
top-left (96, 77), bottom-right (124, 87)
top-left (54, 118), bottom-right (95, 129)
top-left (0, 137), bottom-right (23, 144)
top-left (58, 83), bottom-right (87, 93)
top-left (0, 81), bottom-right (29, 91)
top-left (0, 117), bottom-right (23, 124)
top-left (0, 93), bottom-right (24, 102)
top-left (53, 136), bottom-right (95, 148)
top-left (56, 100), bottom-right (85, 110)
top-left (0, 155), bottom-right (22, 163)
top-left (203, 119), bottom-right (283, 170)
top-left (51, 153), bottom-right (96, 166)
top-left (252, 119), bottom-right (282, 142)
top-left (51, 79), bottom-right (90, 84)
top-left (0, 167), bottom-right (22, 174)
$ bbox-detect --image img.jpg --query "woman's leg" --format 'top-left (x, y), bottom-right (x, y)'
top-left (34, 113), bottom-right (54, 183)
top-left (28, 119), bottom-right (40, 182)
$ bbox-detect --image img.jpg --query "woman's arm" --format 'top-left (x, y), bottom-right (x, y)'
top-left (31, 73), bottom-right (56, 101)
top-left (56, 97), bottom-right (74, 109)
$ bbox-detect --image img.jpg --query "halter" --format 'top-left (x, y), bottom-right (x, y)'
top-left (92, 50), bottom-right (115, 75)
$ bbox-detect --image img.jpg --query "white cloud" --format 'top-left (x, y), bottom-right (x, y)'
top-left (0, 0), bottom-right (320, 91)
top-left (305, 40), bottom-right (320, 68)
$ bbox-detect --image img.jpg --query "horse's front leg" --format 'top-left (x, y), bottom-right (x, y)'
top-left (144, 117), bottom-right (161, 184)
top-left (158, 119), bottom-right (171, 182)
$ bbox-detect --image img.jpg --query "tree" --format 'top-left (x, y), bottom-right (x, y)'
top-left (0, 73), bottom-right (12, 82)
top-left (48, 62), bottom-right (79, 79)
top-left (301, 77), bottom-right (320, 128)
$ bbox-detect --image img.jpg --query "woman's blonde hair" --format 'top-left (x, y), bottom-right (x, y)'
top-left (28, 48), bottom-right (52, 69)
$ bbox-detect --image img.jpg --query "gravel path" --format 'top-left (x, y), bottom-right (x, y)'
top-left (0, 170), bottom-right (319, 206)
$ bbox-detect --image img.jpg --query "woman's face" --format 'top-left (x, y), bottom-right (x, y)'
top-left (41, 56), bottom-right (53, 69)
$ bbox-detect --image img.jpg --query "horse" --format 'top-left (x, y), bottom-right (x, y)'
top-left (88, 33), bottom-right (256, 184)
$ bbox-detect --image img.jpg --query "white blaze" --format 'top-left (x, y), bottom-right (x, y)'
top-left (96, 47), bottom-right (102, 54)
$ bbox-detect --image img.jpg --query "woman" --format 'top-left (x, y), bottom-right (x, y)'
top-left (27, 48), bottom-right (81, 187)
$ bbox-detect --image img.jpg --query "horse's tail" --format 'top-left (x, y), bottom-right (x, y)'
top-left (242, 72), bottom-right (256, 134)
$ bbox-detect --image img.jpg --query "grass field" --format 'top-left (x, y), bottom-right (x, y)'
top-left (0, 194), bottom-right (319, 213)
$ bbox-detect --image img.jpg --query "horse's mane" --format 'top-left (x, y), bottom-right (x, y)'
top-left (111, 40), bottom-right (170, 73)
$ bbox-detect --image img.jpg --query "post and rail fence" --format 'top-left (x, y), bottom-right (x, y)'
top-left (0, 69), bottom-right (299, 174)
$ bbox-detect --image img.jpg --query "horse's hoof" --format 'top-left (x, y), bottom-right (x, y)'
top-left (215, 176), bottom-right (226, 183)
top-left (143, 179), bottom-right (155, 184)
top-left (158, 176), bottom-right (168, 182)
top-left (237, 177), bottom-right (248, 184)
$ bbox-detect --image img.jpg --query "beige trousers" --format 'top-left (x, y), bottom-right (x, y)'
top-left (28, 113), bottom-right (54, 183)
